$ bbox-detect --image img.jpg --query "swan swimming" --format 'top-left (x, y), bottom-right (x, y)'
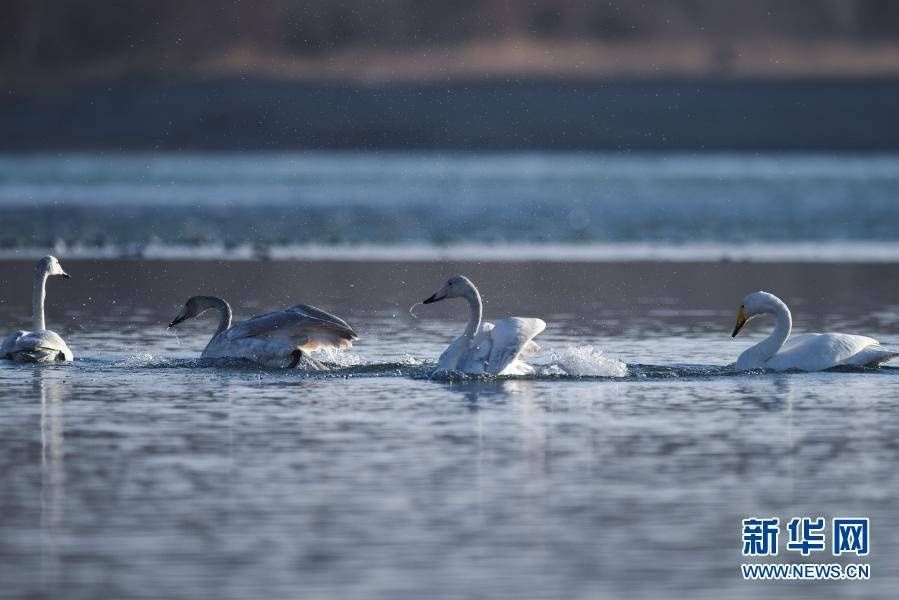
top-left (421, 275), bottom-right (546, 375)
top-left (731, 291), bottom-right (898, 372)
top-left (168, 296), bottom-right (359, 369)
top-left (1, 256), bottom-right (74, 363)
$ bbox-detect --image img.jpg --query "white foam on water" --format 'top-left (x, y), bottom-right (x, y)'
top-left (316, 349), bottom-right (365, 367)
top-left (399, 353), bottom-right (424, 365)
top-left (548, 345), bottom-right (628, 377)
top-left (115, 352), bottom-right (159, 367)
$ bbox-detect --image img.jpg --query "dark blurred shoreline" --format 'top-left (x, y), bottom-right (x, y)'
top-left (5, 76), bottom-right (899, 151)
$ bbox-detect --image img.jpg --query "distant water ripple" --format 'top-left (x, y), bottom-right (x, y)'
top-left (1, 152), bottom-right (897, 259)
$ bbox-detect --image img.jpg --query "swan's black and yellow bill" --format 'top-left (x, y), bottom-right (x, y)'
top-left (168, 313), bottom-right (187, 328)
top-left (61, 272), bottom-right (71, 279)
top-left (732, 307), bottom-right (748, 337)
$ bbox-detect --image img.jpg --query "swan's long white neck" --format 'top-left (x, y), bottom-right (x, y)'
top-left (462, 284), bottom-right (483, 340)
top-left (32, 267), bottom-right (48, 331)
top-left (738, 297), bottom-right (792, 367)
top-left (438, 283), bottom-right (483, 371)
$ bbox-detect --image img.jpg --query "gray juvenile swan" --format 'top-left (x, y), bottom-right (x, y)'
top-left (1, 256), bottom-right (74, 363)
top-left (168, 296), bottom-right (359, 369)
top-left (421, 275), bottom-right (546, 375)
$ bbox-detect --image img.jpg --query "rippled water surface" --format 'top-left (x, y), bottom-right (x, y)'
top-left (1, 260), bottom-right (898, 599)
top-left (0, 152), bottom-right (898, 257)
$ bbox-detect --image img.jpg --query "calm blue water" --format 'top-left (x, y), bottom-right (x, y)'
top-left (0, 152), bottom-right (897, 258)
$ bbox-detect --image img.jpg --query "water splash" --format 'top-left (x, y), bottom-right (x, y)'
top-left (399, 353), bottom-right (423, 365)
top-left (547, 345), bottom-right (628, 377)
top-left (316, 348), bottom-right (365, 368)
top-left (114, 352), bottom-right (159, 368)
top-left (163, 326), bottom-right (183, 347)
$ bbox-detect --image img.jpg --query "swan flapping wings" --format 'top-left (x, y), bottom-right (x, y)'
top-left (452, 317), bottom-right (546, 375)
top-left (423, 275), bottom-right (548, 376)
top-left (224, 303), bottom-right (359, 352)
top-left (169, 296), bottom-right (359, 369)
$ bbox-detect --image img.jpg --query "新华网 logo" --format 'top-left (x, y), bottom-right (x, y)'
top-left (740, 516), bottom-right (870, 581)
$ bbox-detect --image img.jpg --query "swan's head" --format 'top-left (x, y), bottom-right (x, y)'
top-left (169, 296), bottom-right (215, 328)
top-left (37, 256), bottom-right (70, 279)
top-left (732, 291), bottom-right (782, 337)
top-left (423, 275), bottom-right (476, 304)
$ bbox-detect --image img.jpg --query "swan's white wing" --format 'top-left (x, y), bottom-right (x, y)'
top-left (454, 323), bottom-right (496, 375)
top-left (225, 304), bottom-right (359, 352)
top-left (435, 335), bottom-right (466, 370)
top-left (437, 323), bottom-right (493, 373)
top-left (1, 330), bottom-right (73, 362)
top-left (519, 340), bottom-right (541, 359)
top-left (770, 332), bottom-right (892, 371)
top-left (437, 319), bottom-right (545, 376)
top-left (483, 317), bottom-right (546, 375)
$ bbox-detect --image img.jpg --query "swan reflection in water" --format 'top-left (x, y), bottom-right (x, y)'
top-left (35, 369), bottom-right (67, 592)
top-left (443, 379), bottom-right (548, 475)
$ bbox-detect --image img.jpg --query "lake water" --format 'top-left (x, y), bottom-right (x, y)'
top-left (0, 258), bottom-right (898, 600)
top-left (1, 152), bottom-right (898, 599)
top-left (0, 152), bottom-right (898, 260)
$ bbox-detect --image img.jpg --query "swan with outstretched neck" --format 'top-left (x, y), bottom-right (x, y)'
top-left (1, 256), bottom-right (73, 363)
top-left (168, 296), bottom-right (359, 369)
top-left (731, 291), bottom-right (897, 371)
top-left (421, 275), bottom-right (545, 375)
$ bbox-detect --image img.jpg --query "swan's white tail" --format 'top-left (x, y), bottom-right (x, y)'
top-left (872, 346), bottom-right (899, 365)
top-left (849, 344), bottom-right (899, 367)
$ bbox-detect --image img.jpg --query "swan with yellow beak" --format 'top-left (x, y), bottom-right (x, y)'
top-left (731, 291), bottom-right (897, 371)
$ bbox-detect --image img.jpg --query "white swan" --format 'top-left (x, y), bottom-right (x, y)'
top-left (1, 256), bottom-right (73, 363)
top-left (168, 296), bottom-right (359, 369)
top-left (731, 291), bottom-right (897, 372)
top-left (421, 275), bottom-right (546, 375)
